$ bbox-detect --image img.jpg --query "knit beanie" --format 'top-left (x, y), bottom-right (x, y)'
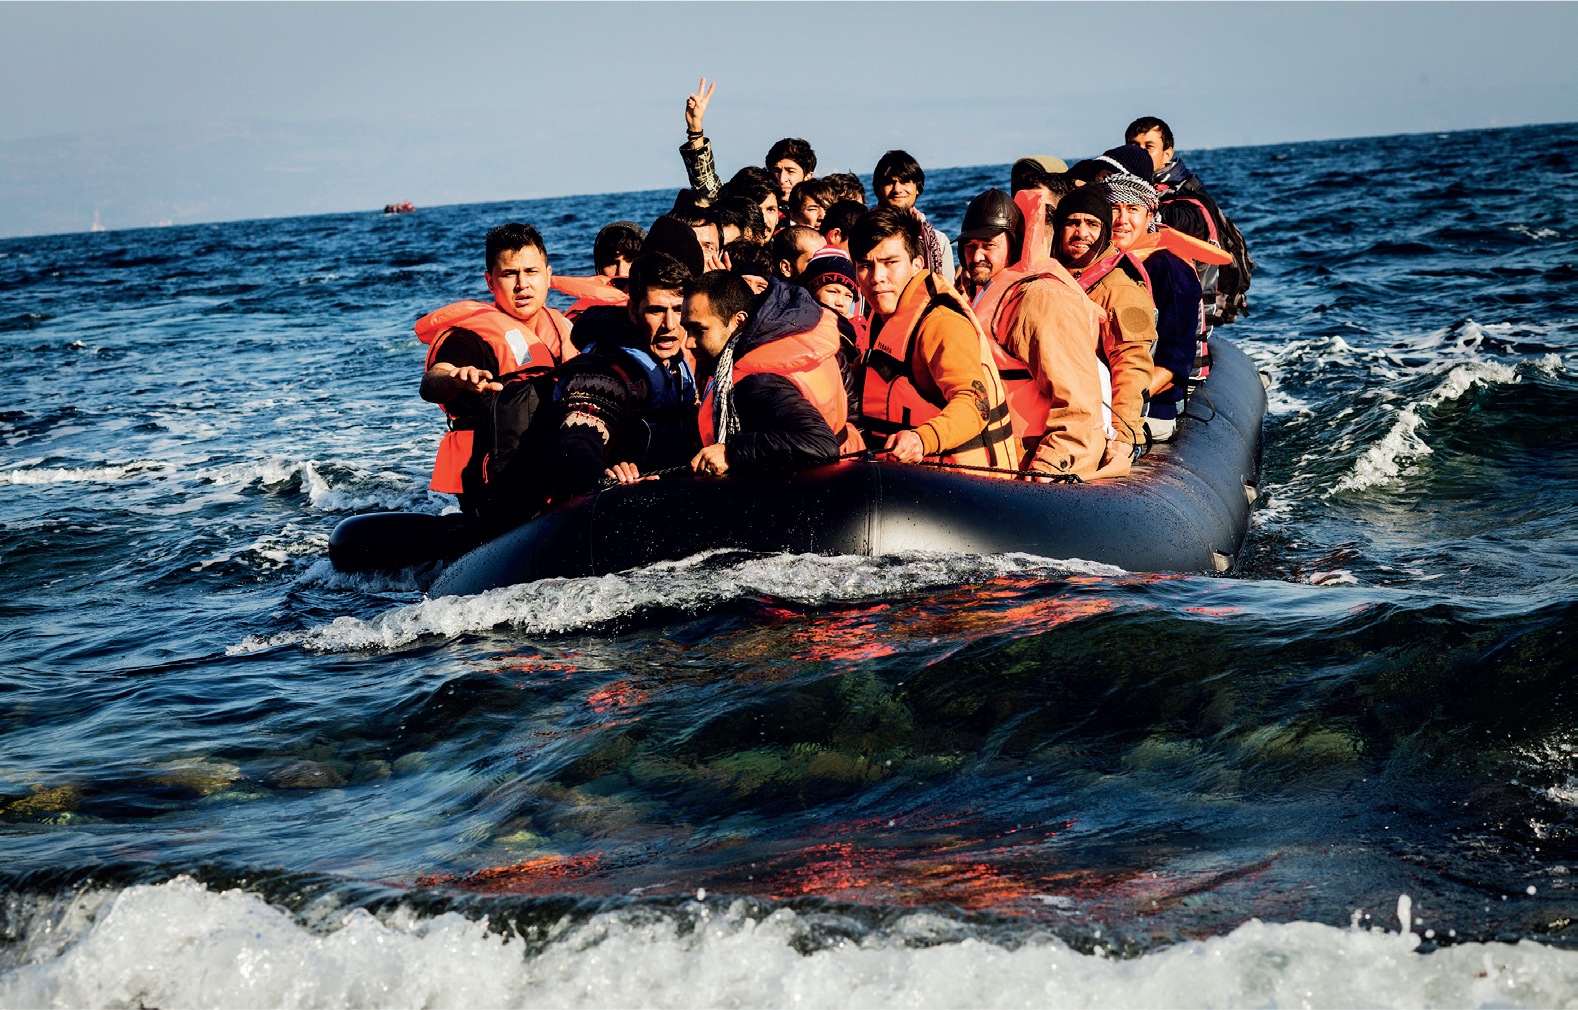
top-left (798, 247), bottom-right (858, 293)
top-left (1052, 185), bottom-right (1113, 262)
top-left (1096, 144), bottom-right (1155, 183)
top-left (1053, 184), bottom-right (1113, 235)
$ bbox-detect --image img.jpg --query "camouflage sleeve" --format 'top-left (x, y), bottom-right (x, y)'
top-left (680, 139), bottom-right (723, 201)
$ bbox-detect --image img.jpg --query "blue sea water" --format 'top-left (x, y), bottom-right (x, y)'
top-left (1, 122), bottom-right (1577, 1007)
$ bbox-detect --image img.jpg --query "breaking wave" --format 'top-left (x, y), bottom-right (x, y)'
top-left (229, 551), bottom-right (1123, 655)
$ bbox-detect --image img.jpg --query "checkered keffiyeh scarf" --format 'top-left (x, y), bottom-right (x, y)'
top-left (1101, 172), bottom-right (1159, 211)
top-left (913, 208), bottom-right (948, 277)
top-left (710, 334), bottom-right (743, 444)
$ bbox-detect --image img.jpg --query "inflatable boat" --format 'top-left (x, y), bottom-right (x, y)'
top-left (330, 337), bottom-right (1265, 595)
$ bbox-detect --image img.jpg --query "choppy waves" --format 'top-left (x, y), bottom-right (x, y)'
top-left (232, 551), bottom-right (1124, 654)
top-left (4, 877), bottom-right (1575, 1009)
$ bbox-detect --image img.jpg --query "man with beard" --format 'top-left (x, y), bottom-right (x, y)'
top-left (558, 252), bottom-right (701, 491)
top-left (958, 189), bottom-right (1109, 480)
top-left (1053, 186), bottom-right (1156, 476)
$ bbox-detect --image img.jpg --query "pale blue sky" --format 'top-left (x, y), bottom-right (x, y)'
top-left (2, 1), bottom-right (1574, 236)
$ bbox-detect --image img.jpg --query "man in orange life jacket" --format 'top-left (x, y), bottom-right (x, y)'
top-left (1053, 185), bottom-right (1156, 476)
top-left (957, 189), bottom-right (1109, 480)
top-left (853, 207), bottom-right (1014, 470)
top-left (681, 270), bottom-right (844, 477)
top-left (416, 223), bottom-right (574, 501)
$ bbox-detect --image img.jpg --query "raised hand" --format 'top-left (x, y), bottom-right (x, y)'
top-left (685, 78), bottom-right (716, 136)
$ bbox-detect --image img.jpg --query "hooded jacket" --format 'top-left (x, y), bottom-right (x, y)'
top-left (700, 279), bottom-right (844, 470)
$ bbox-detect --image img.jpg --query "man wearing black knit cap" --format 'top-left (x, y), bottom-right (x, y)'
top-left (1067, 144), bottom-right (1157, 188)
top-left (1054, 185), bottom-right (1156, 475)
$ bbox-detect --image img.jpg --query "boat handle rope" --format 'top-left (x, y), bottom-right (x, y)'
top-left (595, 449), bottom-right (1083, 488)
top-left (836, 449), bottom-right (1083, 483)
top-left (1182, 391), bottom-right (1217, 426)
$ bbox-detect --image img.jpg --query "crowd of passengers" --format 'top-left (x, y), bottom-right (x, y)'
top-left (418, 80), bottom-right (1253, 531)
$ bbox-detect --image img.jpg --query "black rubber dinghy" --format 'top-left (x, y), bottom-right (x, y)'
top-left (330, 337), bottom-right (1266, 594)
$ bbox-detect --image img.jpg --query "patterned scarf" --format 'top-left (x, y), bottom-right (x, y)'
top-left (1101, 173), bottom-right (1159, 211)
top-left (709, 333), bottom-right (743, 444)
top-left (913, 208), bottom-right (947, 277)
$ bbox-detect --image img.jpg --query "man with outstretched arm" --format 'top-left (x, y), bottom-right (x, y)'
top-left (415, 223), bottom-right (574, 503)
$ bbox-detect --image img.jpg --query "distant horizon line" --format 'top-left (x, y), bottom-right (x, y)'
top-left (3, 117), bottom-right (1573, 244)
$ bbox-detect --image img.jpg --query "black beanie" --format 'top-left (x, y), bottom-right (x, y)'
top-left (1052, 185), bottom-right (1112, 263)
top-left (1099, 144), bottom-right (1156, 183)
top-left (1053, 184), bottom-right (1113, 234)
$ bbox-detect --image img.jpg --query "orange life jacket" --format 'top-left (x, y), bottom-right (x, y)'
top-left (1127, 226), bottom-right (1233, 267)
top-left (698, 308), bottom-right (847, 446)
top-left (1127, 240), bottom-right (1212, 386)
top-left (861, 271), bottom-right (1015, 473)
top-left (550, 274), bottom-right (629, 319)
top-left (1075, 248), bottom-right (1152, 299)
top-left (967, 191), bottom-right (1106, 462)
top-left (415, 300), bottom-right (574, 494)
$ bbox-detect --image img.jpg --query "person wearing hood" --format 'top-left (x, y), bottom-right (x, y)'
top-left (682, 271), bottom-right (845, 476)
top-left (1053, 185), bottom-right (1156, 474)
top-left (959, 188), bottom-right (1111, 481)
top-left (1104, 172), bottom-right (1203, 444)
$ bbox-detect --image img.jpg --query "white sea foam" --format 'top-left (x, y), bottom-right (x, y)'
top-left (228, 551), bottom-right (1121, 655)
top-left (191, 525), bottom-right (331, 574)
top-left (204, 457), bottom-right (440, 513)
top-left (1330, 360), bottom-right (1520, 495)
top-left (4, 877), bottom-right (1578, 1009)
top-left (0, 460), bottom-right (173, 485)
top-left (292, 556), bottom-right (438, 595)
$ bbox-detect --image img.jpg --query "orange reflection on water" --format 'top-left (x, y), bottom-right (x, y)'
top-left (585, 679), bottom-right (648, 713)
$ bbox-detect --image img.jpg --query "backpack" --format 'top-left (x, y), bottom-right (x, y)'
top-left (1159, 183), bottom-right (1253, 326)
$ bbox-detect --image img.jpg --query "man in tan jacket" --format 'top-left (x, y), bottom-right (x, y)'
top-left (1053, 186), bottom-right (1156, 474)
top-left (852, 207), bottom-right (1014, 471)
top-left (958, 189), bottom-right (1110, 480)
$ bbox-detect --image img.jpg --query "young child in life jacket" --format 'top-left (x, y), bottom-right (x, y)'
top-left (796, 248), bottom-right (868, 449)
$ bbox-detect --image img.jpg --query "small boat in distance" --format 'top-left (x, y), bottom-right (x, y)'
top-left (383, 201), bottom-right (416, 215)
